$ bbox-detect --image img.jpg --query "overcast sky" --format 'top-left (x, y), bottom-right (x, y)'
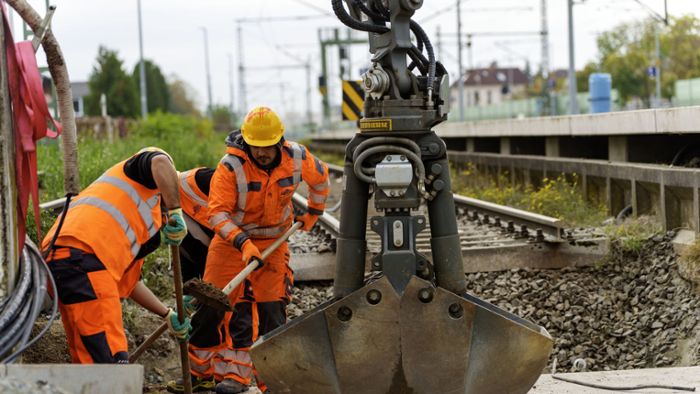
top-left (9, 0), bottom-right (700, 123)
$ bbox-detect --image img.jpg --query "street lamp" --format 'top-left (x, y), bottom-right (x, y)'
top-left (201, 27), bottom-right (213, 116)
top-left (566, 0), bottom-right (579, 115)
top-left (137, 0), bottom-right (147, 118)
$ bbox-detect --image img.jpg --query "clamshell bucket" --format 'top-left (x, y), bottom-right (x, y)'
top-left (251, 276), bottom-right (552, 393)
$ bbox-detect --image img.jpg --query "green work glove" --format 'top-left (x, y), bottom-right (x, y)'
top-left (164, 308), bottom-right (191, 342)
top-left (183, 295), bottom-right (197, 316)
top-left (163, 208), bottom-right (188, 245)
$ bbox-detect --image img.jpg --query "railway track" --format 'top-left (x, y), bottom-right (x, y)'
top-left (289, 164), bottom-right (608, 281)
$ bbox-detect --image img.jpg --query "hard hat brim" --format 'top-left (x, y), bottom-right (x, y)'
top-left (242, 135), bottom-right (282, 147)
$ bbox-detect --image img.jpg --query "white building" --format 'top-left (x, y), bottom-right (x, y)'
top-left (450, 63), bottom-right (529, 109)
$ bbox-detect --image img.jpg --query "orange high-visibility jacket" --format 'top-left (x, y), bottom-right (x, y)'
top-left (208, 133), bottom-right (330, 249)
top-left (179, 168), bottom-right (210, 229)
top-left (42, 159), bottom-right (163, 281)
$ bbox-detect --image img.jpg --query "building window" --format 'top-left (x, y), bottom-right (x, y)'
top-left (487, 90), bottom-right (492, 104)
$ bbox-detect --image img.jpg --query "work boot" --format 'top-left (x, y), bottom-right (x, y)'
top-left (166, 375), bottom-right (215, 393)
top-left (215, 378), bottom-right (248, 394)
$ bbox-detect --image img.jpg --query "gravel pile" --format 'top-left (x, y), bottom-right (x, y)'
top-left (286, 232), bottom-right (700, 372)
top-left (469, 231), bottom-right (700, 372)
top-left (289, 228), bottom-right (335, 254)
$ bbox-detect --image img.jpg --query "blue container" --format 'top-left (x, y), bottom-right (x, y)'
top-left (589, 73), bottom-right (612, 113)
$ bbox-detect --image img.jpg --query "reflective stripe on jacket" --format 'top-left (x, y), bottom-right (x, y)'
top-left (42, 158), bottom-right (163, 281)
top-left (208, 137), bottom-right (330, 247)
top-left (179, 168), bottom-right (211, 230)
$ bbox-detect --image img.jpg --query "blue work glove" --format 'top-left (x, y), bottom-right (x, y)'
top-left (183, 295), bottom-right (197, 316)
top-left (162, 208), bottom-right (188, 245)
top-left (164, 308), bottom-right (191, 342)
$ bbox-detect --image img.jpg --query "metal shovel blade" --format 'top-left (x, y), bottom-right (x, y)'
top-left (251, 276), bottom-right (553, 394)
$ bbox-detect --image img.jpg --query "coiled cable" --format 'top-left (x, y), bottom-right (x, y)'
top-left (0, 193), bottom-right (70, 363)
top-left (0, 237), bottom-right (58, 363)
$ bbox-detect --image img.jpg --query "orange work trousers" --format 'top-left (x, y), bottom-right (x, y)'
top-left (188, 235), bottom-right (292, 387)
top-left (46, 248), bottom-right (140, 364)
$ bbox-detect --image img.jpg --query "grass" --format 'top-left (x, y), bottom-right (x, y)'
top-left (679, 237), bottom-right (700, 284)
top-left (603, 215), bottom-right (662, 256)
top-left (452, 162), bottom-right (608, 227)
top-left (313, 151), bottom-right (345, 167)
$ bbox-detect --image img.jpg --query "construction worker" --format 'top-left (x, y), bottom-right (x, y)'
top-left (41, 147), bottom-right (192, 364)
top-left (169, 107), bottom-right (330, 394)
top-left (177, 167), bottom-right (216, 283)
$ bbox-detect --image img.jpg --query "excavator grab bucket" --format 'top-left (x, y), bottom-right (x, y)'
top-left (251, 276), bottom-right (553, 393)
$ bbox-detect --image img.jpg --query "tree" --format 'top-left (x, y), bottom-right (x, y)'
top-left (167, 75), bottom-right (200, 116)
top-left (85, 46), bottom-right (139, 117)
top-left (132, 60), bottom-right (170, 114)
top-left (576, 62), bottom-right (598, 93)
top-left (210, 105), bottom-right (238, 132)
top-left (595, 15), bottom-right (700, 106)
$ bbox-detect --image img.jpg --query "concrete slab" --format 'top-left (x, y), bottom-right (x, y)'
top-left (0, 364), bottom-right (144, 394)
top-left (532, 367), bottom-right (700, 393)
top-left (672, 229), bottom-right (696, 254)
top-left (312, 106), bottom-right (700, 140)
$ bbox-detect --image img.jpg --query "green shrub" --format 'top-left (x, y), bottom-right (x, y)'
top-left (452, 163), bottom-right (608, 227)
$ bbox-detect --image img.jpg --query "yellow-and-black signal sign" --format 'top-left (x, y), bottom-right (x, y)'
top-left (342, 80), bottom-right (365, 121)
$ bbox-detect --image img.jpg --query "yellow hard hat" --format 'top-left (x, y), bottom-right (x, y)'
top-left (241, 106), bottom-right (285, 147)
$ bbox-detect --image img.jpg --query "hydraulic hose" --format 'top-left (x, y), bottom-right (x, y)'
top-left (332, 0), bottom-right (389, 34)
top-left (353, 145), bottom-right (425, 185)
top-left (352, 136), bottom-right (422, 162)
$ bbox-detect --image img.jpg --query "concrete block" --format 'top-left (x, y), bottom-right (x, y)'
top-left (572, 109), bottom-right (657, 136)
top-left (672, 229), bottom-right (696, 254)
top-left (655, 105), bottom-right (700, 133)
top-left (0, 364), bottom-right (143, 394)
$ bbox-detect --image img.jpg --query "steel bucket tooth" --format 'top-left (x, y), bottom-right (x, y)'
top-left (251, 276), bottom-right (552, 394)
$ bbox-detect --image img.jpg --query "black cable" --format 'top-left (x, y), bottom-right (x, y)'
top-left (551, 359), bottom-right (696, 392)
top-left (332, 0), bottom-right (389, 34)
top-left (408, 46), bottom-right (428, 75)
top-left (552, 375), bottom-right (695, 392)
top-left (408, 19), bottom-right (436, 99)
top-left (43, 193), bottom-right (75, 260)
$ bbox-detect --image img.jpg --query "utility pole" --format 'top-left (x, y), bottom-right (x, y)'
top-left (540, 0), bottom-right (549, 77)
top-left (200, 27), bottom-right (213, 116)
top-left (305, 58), bottom-right (313, 130)
top-left (456, 0), bottom-right (465, 121)
top-left (137, 0), bottom-right (147, 118)
top-left (318, 28), bottom-right (367, 129)
top-left (436, 26), bottom-right (442, 59)
top-left (228, 53), bottom-right (235, 116)
top-left (237, 24), bottom-right (247, 114)
top-left (632, 0), bottom-right (668, 107)
top-left (566, 0), bottom-right (579, 114)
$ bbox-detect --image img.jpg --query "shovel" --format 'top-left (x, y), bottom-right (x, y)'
top-left (130, 221), bottom-right (302, 363)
